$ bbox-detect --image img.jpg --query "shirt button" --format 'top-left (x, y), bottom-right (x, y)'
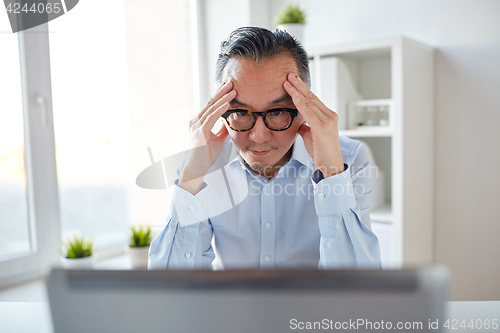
top-left (185, 252), bottom-right (192, 259)
top-left (264, 256), bottom-right (270, 262)
top-left (265, 184), bottom-right (270, 189)
top-left (202, 201), bottom-right (207, 208)
top-left (326, 241), bottom-right (333, 248)
top-left (318, 193), bottom-right (325, 199)
top-left (265, 222), bottom-right (271, 228)
top-left (188, 204), bottom-right (196, 211)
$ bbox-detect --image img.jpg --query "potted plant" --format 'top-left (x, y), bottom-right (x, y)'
top-left (125, 225), bottom-right (151, 269)
top-left (60, 235), bottom-right (95, 269)
top-left (275, 4), bottom-right (306, 43)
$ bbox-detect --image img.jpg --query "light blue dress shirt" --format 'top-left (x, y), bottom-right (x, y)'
top-left (148, 135), bottom-right (381, 270)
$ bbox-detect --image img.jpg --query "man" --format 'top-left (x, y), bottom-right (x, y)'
top-left (149, 27), bottom-right (381, 270)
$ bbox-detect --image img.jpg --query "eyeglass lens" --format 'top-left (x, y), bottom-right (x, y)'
top-left (227, 110), bottom-right (292, 131)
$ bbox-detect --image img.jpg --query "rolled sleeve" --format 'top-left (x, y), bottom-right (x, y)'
top-left (148, 180), bottom-right (215, 270)
top-left (311, 164), bottom-right (357, 216)
top-left (170, 181), bottom-right (209, 227)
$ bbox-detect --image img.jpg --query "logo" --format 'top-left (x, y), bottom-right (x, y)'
top-left (136, 142), bottom-right (250, 222)
top-left (3, 0), bottom-right (79, 33)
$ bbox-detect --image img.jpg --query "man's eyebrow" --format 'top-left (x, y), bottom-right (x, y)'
top-left (270, 94), bottom-right (292, 104)
top-left (231, 98), bottom-right (248, 106)
top-left (230, 94), bottom-right (292, 107)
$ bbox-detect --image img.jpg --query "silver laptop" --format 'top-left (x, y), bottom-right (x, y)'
top-left (46, 267), bottom-right (449, 333)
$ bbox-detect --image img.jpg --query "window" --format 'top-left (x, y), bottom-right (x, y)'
top-left (49, 0), bottom-right (132, 251)
top-left (0, 0), bottom-right (196, 287)
top-left (0, 15), bottom-right (30, 259)
top-left (49, 0), bottom-right (195, 252)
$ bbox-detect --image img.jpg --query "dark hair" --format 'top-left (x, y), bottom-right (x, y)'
top-left (215, 27), bottom-right (311, 88)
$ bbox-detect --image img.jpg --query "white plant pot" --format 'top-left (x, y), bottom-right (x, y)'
top-left (276, 23), bottom-right (304, 44)
top-left (60, 255), bottom-right (95, 269)
top-left (125, 245), bottom-right (150, 269)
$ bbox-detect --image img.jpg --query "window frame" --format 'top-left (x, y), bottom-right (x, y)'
top-left (0, 23), bottom-right (60, 288)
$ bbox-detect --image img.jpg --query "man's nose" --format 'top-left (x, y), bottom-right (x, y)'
top-left (249, 116), bottom-right (271, 143)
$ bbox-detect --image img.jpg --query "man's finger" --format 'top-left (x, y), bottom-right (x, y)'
top-left (283, 80), bottom-right (327, 125)
top-left (287, 74), bottom-right (333, 118)
top-left (202, 101), bottom-right (231, 134)
top-left (197, 90), bottom-right (236, 129)
top-left (196, 80), bottom-right (233, 119)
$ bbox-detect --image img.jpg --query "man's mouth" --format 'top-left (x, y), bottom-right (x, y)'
top-left (250, 150), bottom-right (270, 156)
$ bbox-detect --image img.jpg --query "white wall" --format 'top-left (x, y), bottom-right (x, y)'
top-left (124, 0), bottom-right (194, 231)
top-left (203, 0), bottom-right (500, 300)
top-left (203, 0), bottom-right (252, 103)
top-left (269, 0), bottom-right (500, 301)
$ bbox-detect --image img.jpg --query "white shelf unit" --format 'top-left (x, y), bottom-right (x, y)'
top-left (308, 37), bottom-right (434, 268)
top-left (339, 129), bottom-right (393, 137)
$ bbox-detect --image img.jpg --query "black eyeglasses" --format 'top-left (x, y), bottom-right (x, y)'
top-left (221, 108), bottom-right (299, 132)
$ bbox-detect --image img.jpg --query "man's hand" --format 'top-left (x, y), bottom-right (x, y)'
top-left (179, 81), bottom-right (236, 194)
top-left (283, 73), bottom-right (344, 178)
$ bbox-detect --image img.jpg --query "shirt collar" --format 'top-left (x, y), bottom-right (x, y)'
top-left (289, 135), bottom-right (315, 170)
top-left (226, 135), bottom-right (315, 171)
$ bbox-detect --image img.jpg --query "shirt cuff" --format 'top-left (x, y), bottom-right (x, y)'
top-left (311, 164), bottom-right (357, 216)
top-left (311, 163), bottom-right (349, 184)
top-left (169, 180), bottom-right (209, 227)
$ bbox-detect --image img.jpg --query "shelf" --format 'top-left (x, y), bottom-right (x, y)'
top-left (310, 36), bottom-right (434, 266)
top-left (339, 129), bottom-right (393, 137)
top-left (308, 36), bottom-right (433, 60)
top-left (370, 203), bottom-right (393, 224)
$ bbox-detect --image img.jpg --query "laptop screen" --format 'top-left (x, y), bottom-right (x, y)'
top-left (47, 267), bottom-right (449, 333)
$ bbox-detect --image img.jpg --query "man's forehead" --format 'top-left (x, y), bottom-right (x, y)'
top-left (222, 55), bottom-right (298, 107)
top-left (221, 55), bottom-right (298, 80)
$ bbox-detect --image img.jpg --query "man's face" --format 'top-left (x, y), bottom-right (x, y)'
top-left (221, 55), bottom-right (304, 177)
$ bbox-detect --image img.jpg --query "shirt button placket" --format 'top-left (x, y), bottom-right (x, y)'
top-left (260, 182), bottom-right (276, 269)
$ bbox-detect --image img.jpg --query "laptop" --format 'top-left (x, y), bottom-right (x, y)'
top-left (46, 267), bottom-right (449, 333)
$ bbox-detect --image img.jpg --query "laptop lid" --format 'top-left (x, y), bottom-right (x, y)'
top-left (46, 267), bottom-right (449, 333)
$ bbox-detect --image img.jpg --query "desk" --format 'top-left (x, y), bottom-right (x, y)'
top-left (0, 302), bottom-right (53, 333)
top-left (1, 301), bottom-right (498, 332)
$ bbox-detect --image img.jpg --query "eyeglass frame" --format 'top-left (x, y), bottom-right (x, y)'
top-left (221, 108), bottom-right (299, 132)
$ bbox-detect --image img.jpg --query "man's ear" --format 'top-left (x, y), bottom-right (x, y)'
top-left (296, 114), bottom-right (306, 125)
top-left (220, 119), bottom-right (235, 137)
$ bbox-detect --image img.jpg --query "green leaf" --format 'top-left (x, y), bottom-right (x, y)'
top-left (62, 235), bottom-right (94, 258)
top-left (275, 5), bottom-right (306, 25)
top-left (129, 225), bottom-right (152, 248)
